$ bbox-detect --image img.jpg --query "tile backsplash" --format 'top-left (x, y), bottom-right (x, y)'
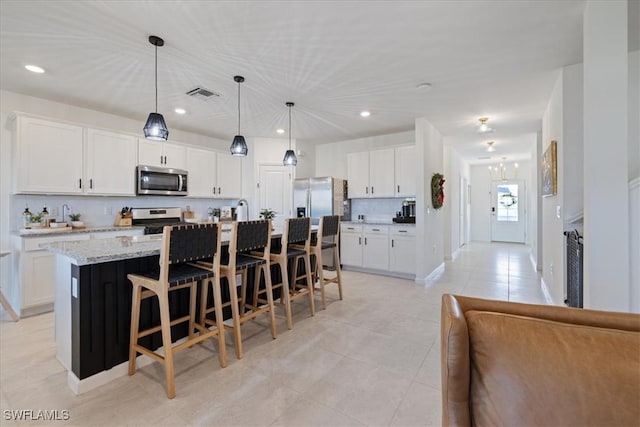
top-left (351, 198), bottom-right (405, 223)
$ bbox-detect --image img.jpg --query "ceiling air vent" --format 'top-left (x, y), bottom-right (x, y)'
top-left (185, 87), bottom-right (221, 101)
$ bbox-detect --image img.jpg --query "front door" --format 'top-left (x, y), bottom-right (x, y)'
top-left (257, 164), bottom-right (292, 230)
top-left (491, 180), bottom-right (526, 243)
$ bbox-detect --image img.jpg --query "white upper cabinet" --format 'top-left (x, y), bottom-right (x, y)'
top-left (13, 116), bottom-right (84, 194)
top-left (186, 147), bottom-right (216, 198)
top-left (186, 149), bottom-right (242, 199)
top-left (85, 129), bottom-right (137, 196)
top-left (347, 149), bottom-right (395, 198)
top-left (394, 145), bottom-right (416, 197)
top-left (347, 151), bottom-right (370, 198)
top-left (215, 153), bottom-right (242, 199)
top-left (369, 149), bottom-right (395, 197)
top-left (138, 139), bottom-right (187, 170)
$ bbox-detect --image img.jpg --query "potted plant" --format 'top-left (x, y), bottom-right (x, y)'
top-left (69, 213), bottom-right (84, 228)
top-left (28, 211), bottom-right (44, 228)
top-left (259, 209), bottom-right (276, 220)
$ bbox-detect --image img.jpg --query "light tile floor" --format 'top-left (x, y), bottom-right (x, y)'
top-left (0, 242), bottom-right (548, 426)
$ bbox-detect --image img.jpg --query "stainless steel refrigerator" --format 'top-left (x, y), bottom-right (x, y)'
top-left (293, 177), bottom-right (350, 225)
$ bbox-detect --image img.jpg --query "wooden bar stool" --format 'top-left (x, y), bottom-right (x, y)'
top-left (262, 217), bottom-right (315, 330)
top-left (213, 220), bottom-right (276, 359)
top-left (127, 223), bottom-right (226, 399)
top-left (310, 215), bottom-right (343, 309)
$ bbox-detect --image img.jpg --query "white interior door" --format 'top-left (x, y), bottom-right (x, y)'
top-left (459, 177), bottom-right (468, 247)
top-left (491, 180), bottom-right (526, 243)
top-left (257, 164), bottom-right (292, 230)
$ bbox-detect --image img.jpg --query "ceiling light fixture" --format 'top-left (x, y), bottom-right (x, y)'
top-left (25, 65), bottom-right (45, 73)
top-left (477, 117), bottom-right (494, 134)
top-left (174, 108), bottom-right (186, 115)
top-left (230, 75), bottom-right (248, 156)
top-left (283, 102), bottom-right (297, 166)
top-left (360, 110), bottom-right (371, 118)
top-left (416, 83), bottom-right (432, 90)
top-left (276, 128), bottom-right (285, 134)
top-left (486, 141), bottom-right (495, 152)
top-left (143, 35), bottom-right (169, 141)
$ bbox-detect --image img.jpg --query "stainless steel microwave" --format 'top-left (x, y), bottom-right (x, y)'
top-left (136, 165), bottom-right (188, 196)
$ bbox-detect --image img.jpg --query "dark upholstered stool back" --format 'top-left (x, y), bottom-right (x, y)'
top-left (287, 217), bottom-right (311, 244)
top-left (321, 215), bottom-right (339, 237)
top-left (236, 220), bottom-right (270, 252)
top-left (165, 223), bottom-right (219, 264)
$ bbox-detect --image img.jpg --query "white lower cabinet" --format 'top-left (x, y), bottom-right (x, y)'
top-left (389, 225), bottom-right (416, 274)
top-left (340, 223), bottom-right (414, 277)
top-left (12, 228), bottom-right (144, 317)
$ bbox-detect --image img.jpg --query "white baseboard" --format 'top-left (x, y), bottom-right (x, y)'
top-left (415, 262), bottom-right (445, 285)
top-left (540, 277), bottom-right (556, 306)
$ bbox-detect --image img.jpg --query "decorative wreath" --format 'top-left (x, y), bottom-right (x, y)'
top-left (431, 173), bottom-right (445, 210)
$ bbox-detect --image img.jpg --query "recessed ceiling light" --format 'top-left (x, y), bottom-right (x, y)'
top-left (276, 128), bottom-right (285, 134)
top-left (360, 111), bottom-right (371, 118)
top-left (25, 65), bottom-right (45, 73)
top-left (416, 83), bottom-right (432, 90)
top-left (174, 108), bottom-right (186, 114)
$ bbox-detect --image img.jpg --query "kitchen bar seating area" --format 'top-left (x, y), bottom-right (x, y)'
top-left (42, 215), bottom-right (343, 398)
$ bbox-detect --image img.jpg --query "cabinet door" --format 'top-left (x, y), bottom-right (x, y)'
top-left (216, 153), bottom-right (242, 198)
top-left (394, 145), bottom-right (416, 197)
top-left (86, 129), bottom-right (137, 196)
top-left (22, 251), bottom-right (56, 308)
top-left (16, 117), bottom-right (84, 194)
top-left (390, 235), bottom-right (415, 274)
top-left (187, 147), bottom-right (217, 198)
top-left (347, 152), bottom-right (370, 198)
top-left (363, 233), bottom-right (389, 270)
top-left (340, 232), bottom-right (363, 266)
top-left (369, 149), bottom-right (395, 197)
top-left (137, 138), bottom-right (164, 167)
top-left (163, 143), bottom-right (187, 170)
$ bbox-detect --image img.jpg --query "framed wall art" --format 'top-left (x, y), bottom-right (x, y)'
top-left (541, 140), bottom-right (557, 197)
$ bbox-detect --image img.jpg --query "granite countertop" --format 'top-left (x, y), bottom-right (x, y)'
top-left (17, 226), bottom-right (145, 237)
top-left (342, 221), bottom-right (416, 226)
top-left (44, 226), bottom-right (304, 266)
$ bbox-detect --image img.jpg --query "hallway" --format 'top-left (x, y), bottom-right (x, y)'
top-left (0, 242), bottom-right (548, 426)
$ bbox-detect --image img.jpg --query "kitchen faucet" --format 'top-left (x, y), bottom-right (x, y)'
top-left (62, 204), bottom-right (70, 222)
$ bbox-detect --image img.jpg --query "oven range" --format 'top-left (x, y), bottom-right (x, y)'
top-left (130, 207), bottom-right (188, 235)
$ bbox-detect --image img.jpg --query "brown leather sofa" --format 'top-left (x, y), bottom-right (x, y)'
top-left (441, 294), bottom-right (640, 426)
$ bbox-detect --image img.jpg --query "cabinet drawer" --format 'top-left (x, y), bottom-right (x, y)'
top-left (22, 233), bottom-right (90, 252)
top-left (340, 223), bottom-right (363, 234)
top-left (390, 226), bottom-right (416, 236)
top-left (363, 225), bottom-right (389, 235)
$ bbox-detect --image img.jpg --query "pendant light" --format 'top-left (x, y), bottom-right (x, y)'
top-left (283, 102), bottom-right (297, 166)
top-left (143, 35), bottom-right (169, 141)
top-left (230, 75), bottom-right (248, 156)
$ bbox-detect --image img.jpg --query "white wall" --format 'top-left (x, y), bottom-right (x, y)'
top-left (629, 50), bottom-right (639, 180)
top-left (631, 178), bottom-right (640, 313)
top-left (583, 1), bottom-right (629, 311)
top-left (415, 118), bottom-right (444, 282)
top-left (530, 132), bottom-right (543, 271)
top-left (443, 145), bottom-right (470, 259)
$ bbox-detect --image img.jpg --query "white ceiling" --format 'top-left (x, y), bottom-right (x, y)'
top-left (0, 0), bottom-right (585, 163)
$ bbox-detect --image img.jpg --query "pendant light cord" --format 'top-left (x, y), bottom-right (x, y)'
top-left (237, 82), bottom-right (241, 134)
top-left (154, 43), bottom-right (158, 113)
top-left (288, 104), bottom-right (292, 149)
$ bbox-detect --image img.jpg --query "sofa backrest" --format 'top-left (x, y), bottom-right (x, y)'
top-left (441, 294), bottom-right (640, 427)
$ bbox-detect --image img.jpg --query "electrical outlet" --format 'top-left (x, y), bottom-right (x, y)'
top-left (104, 207), bottom-right (113, 215)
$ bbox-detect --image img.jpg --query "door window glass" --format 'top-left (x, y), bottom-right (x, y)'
top-left (496, 184), bottom-right (518, 222)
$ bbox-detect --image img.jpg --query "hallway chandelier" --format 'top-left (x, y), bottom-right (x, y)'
top-left (143, 35), bottom-right (169, 141)
top-left (488, 158), bottom-right (519, 180)
top-left (282, 102), bottom-right (297, 166)
top-left (230, 75), bottom-right (248, 156)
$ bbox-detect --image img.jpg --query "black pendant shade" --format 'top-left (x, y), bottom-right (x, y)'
top-left (143, 35), bottom-right (169, 141)
top-left (144, 113), bottom-right (169, 141)
top-left (230, 135), bottom-right (248, 156)
top-left (230, 75), bottom-right (248, 156)
top-left (283, 101), bottom-right (297, 166)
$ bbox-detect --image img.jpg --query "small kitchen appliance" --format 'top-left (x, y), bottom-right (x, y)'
top-left (393, 198), bottom-right (416, 223)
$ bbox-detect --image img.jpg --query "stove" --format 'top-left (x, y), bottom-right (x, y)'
top-left (131, 207), bottom-right (188, 235)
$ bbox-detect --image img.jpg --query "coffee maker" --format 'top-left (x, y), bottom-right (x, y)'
top-left (393, 198), bottom-right (416, 223)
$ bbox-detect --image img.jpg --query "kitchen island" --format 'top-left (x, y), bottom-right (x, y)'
top-left (46, 228), bottom-right (306, 394)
